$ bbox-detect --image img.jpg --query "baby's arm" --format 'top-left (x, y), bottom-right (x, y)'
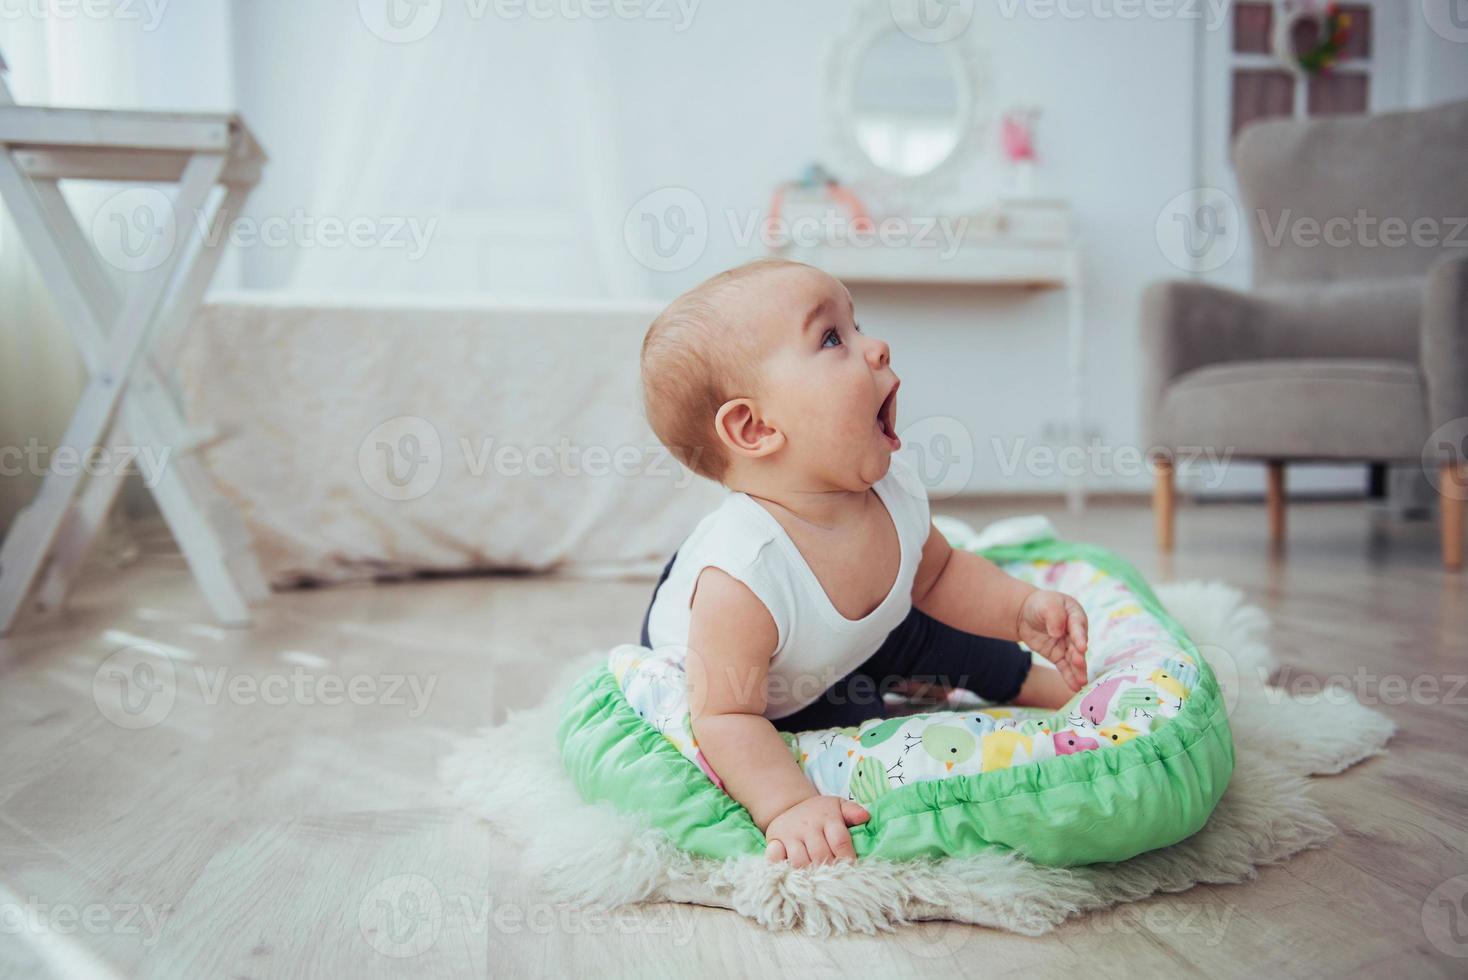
top-left (911, 524), bottom-right (1090, 694)
top-left (687, 568), bottom-right (868, 866)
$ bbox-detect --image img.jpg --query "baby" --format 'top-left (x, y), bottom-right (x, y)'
top-left (637, 259), bottom-right (1089, 867)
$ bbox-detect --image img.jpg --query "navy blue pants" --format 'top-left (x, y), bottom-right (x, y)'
top-left (638, 551), bottom-right (1033, 733)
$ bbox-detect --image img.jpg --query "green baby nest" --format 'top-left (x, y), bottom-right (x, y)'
top-left (557, 534), bottom-right (1234, 866)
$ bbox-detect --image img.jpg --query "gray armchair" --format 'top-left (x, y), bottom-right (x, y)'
top-left (1142, 99), bottom-right (1468, 568)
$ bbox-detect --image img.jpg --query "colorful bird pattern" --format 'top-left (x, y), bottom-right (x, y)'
top-left (609, 556), bottom-right (1202, 802)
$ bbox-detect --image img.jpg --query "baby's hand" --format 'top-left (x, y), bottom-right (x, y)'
top-left (1017, 590), bottom-right (1090, 691)
top-left (765, 795), bottom-right (869, 867)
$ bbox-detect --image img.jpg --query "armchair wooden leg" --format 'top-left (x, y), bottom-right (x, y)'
top-left (1154, 456), bottom-right (1175, 552)
top-left (1266, 460), bottom-right (1286, 547)
top-left (1444, 462), bottom-right (1466, 571)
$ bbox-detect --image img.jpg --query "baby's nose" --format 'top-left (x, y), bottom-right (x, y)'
top-left (866, 337), bottom-right (891, 369)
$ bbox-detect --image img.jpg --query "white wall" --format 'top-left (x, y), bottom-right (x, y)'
top-left (8, 2), bottom-right (1464, 507)
top-left (219, 1), bottom-right (1208, 496)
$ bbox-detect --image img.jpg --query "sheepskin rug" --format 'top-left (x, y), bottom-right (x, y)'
top-left (441, 579), bottom-right (1395, 936)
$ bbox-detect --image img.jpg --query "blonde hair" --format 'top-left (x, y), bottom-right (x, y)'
top-left (640, 259), bottom-right (811, 484)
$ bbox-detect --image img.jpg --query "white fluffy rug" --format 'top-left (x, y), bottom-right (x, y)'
top-left (441, 580), bottom-right (1395, 936)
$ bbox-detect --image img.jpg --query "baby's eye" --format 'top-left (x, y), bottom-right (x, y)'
top-left (821, 328), bottom-right (842, 348)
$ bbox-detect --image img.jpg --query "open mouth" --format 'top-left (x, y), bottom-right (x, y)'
top-left (875, 382), bottom-right (900, 450)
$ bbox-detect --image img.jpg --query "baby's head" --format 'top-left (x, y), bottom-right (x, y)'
top-left (641, 259), bottom-right (901, 492)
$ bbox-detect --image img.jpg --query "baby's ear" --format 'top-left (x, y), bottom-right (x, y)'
top-left (715, 398), bottom-right (783, 458)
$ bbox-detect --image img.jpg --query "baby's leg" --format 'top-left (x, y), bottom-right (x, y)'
top-left (771, 666), bottom-right (888, 733)
top-left (1010, 664), bottom-right (1076, 710)
top-left (879, 608), bottom-right (1070, 710)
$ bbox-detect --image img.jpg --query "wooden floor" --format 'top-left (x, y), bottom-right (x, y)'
top-left (0, 499), bottom-right (1464, 979)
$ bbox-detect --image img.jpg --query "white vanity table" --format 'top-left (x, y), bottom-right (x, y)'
top-left (785, 5), bottom-right (1090, 511)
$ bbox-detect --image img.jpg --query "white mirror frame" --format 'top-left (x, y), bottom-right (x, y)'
top-left (824, 3), bottom-right (992, 206)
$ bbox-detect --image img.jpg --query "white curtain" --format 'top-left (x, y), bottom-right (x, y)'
top-left (0, 22), bottom-right (89, 533)
top-left (230, 2), bottom-right (640, 298)
top-left (0, 6), bottom-right (233, 532)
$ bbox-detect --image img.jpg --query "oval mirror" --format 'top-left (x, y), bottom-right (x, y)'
top-left (849, 28), bottom-right (964, 178)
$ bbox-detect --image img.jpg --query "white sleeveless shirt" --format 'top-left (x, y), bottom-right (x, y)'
top-left (643, 454), bottom-right (931, 720)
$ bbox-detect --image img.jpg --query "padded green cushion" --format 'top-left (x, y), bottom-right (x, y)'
top-left (556, 539), bottom-right (1234, 866)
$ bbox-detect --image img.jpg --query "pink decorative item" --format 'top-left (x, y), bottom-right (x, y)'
top-left (1001, 111), bottom-right (1037, 163)
top-left (1000, 107), bottom-right (1041, 197)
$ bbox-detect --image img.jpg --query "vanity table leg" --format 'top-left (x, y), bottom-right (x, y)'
top-left (1065, 251), bottom-right (1086, 514)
